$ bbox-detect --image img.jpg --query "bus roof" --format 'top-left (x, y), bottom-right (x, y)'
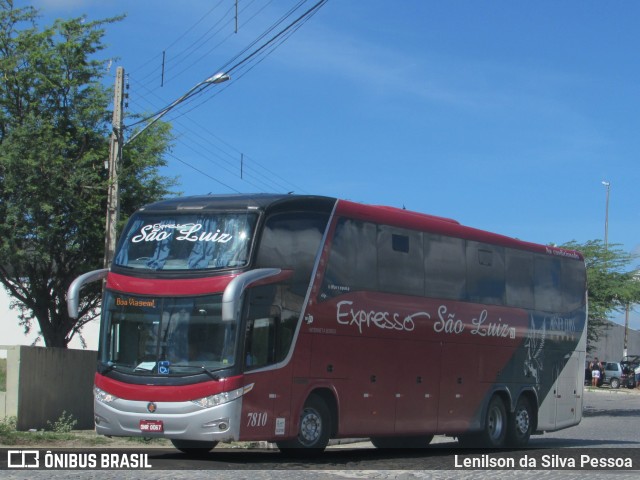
top-left (135, 194), bottom-right (583, 261)
top-left (139, 193), bottom-right (337, 213)
top-left (335, 199), bottom-right (583, 261)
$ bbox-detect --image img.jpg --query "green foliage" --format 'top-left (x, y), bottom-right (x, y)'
top-left (0, 416), bottom-right (17, 437)
top-left (0, 415), bottom-right (78, 445)
top-left (0, 2), bottom-right (176, 347)
top-left (46, 410), bottom-right (78, 433)
top-left (0, 417), bottom-right (167, 446)
top-left (561, 240), bottom-right (640, 349)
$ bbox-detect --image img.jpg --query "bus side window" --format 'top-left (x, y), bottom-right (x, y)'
top-left (377, 226), bottom-right (424, 296)
top-left (243, 286), bottom-right (293, 370)
top-left (534, 256), bottom-right (562, 312)
top-left (256, 212), bottom-right (329, 293)
top-left (505, 249), bottom-right (535, 310)
top-left (466, 242), bottom-right (505, 305)
top-left (424, 234), bottom-right (467, 301)
top-left (321, 218), bottom-right (377, 300)
top-left (562, 259), bottom-right (586, 312)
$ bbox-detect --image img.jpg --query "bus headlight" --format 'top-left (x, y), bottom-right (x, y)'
top-left (94, 386), bottom-right (118, 404)
top-left (191, 383), bottom-right (254, 409)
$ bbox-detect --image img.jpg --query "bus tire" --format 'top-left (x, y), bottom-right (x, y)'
top-left (371, 435), bottom-right (434, 449)
top-left (470, 395), bottom-right (507, 448)
top-left (170, 439), bottom-right (218, 455)
top-left (277, 394), bottom-right (331, 454)
top-left (506, 396), bottom-right (533, 447)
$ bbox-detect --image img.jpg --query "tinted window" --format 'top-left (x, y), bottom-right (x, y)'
top-left (466, 242), bottom-right (505, 305)
top-left (256, 212), bottom-right (329, 286)
top-left (534, 256), bottom-right (562, 312)
top-left (424, 234), bottom-right (467, 301)
top-left (243, 285), bottom-right (296, 370)
top-left (377, 226), bottom-right (424, 296)
top-left (563, 259), bottom-right (586, 312)
top-left (322, 218), bottom-right (377, 299)
top-left (506, 249), bottom-right (534, 309)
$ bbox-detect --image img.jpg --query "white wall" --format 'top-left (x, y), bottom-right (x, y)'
top-left (0, 288), bottom-right (99, 357)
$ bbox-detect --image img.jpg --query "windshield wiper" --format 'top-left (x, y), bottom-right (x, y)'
top-left (170, 364), bottom-right (221, 380)
top-left (199, 366), bottom-right (221, 381)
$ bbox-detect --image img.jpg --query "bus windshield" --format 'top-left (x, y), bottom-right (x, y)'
top-left (114, 212), bottom-right (258, 270)
top-left (100, 292), bottom-right (237, 376)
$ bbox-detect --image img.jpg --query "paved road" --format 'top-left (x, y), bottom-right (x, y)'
top-left (3, 388), bottom-right (639, 479)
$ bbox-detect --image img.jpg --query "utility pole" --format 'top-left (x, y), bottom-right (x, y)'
top-left (104, 66), bottom-right (125, 268)
top-left (602, 180), bottom-right (610, 251)
top-left (624, 303), bottom-right (629, 359)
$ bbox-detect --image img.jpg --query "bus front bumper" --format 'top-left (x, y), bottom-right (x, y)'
top-left (93, 394), bottom-right (243, 443)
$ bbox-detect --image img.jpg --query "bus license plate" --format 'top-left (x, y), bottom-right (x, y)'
top-left (139, 420), bottom-right (163, 433)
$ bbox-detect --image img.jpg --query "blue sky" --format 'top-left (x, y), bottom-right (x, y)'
top-left (10, 0), bottom-right (640, 335)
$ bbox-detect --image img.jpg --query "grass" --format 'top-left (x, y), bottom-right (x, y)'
top-left (0, 409), bottom-right (260, 449)
top-left (0, 411), bottom-right (173, 447)
top-left (0, 415), bottom-right (264, 449)
top-left (0, 417), bottom-right (173, 447)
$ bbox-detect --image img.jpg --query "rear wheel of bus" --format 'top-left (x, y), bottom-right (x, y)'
top-left (277, 394), bottom-right (331, 454)
top-left (458, 395), bottom-right (507, 448)
top-left (506, 395), bottom-right (533, 447)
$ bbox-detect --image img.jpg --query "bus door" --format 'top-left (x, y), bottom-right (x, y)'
top-left (238, 286), bottom-right (293, 440)
top-left (553, 350), bottom-right (582, 429)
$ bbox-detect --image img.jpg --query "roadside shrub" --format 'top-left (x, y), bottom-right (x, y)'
top-left (47, 411), bottom-right (77, 433)
top-left (0, 416), bottom-right (17, 435)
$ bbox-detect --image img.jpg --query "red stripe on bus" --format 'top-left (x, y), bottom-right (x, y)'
top-left (95, 373), bottom-right (245, 402)
top-left (106, 272), bottom-right (237, 296)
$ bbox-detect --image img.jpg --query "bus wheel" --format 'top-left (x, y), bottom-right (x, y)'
top-left (506, 396), bottom-right (533, 447)
top-left (277, 394), bottom-right (331, 454)
top-left (170, 439), bottom-right (218, 455)
top-left (371, 435), bottom-right (434, 449)
top-left (479, 396), bottom-right (507, 448)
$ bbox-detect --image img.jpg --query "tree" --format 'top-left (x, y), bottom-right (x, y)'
top-left (0, 2), bottom-right (176, 348)
top-left (561, 240), bottom-right (640, 350)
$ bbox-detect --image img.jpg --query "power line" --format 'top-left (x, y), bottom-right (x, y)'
top-left (130, 0), bottom-right (228, 82)
top-left (121, 0), bottom-right (328, 195)
top-left (167, 152), bottom-right (241, 193)
top-left (223, 0), bottom-right (328, 78)
top-left (125, 76), bottom-right (306, 194)
top-left (166, 0), bottom-right (329, 120)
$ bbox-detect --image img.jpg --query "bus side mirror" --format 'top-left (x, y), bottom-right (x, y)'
top-left (67, 268), bottom-right (109, 319)
top-left (221, 268), bottom-right (282, 322)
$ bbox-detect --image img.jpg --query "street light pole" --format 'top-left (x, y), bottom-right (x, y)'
top-left (102, 70), bottom-right (230, 268)
top-left (602, 181), bottom-right (610, 251)
top-left (124, 72), bottom-right (230, 147)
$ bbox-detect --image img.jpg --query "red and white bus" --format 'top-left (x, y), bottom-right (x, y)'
top-left (68, 194), bottom-right (587, 452)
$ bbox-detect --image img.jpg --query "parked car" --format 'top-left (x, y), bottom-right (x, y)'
top-left (602, 362), bottom-right (624, 389)
top-left (598, 361), bottom-right (637, 388)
